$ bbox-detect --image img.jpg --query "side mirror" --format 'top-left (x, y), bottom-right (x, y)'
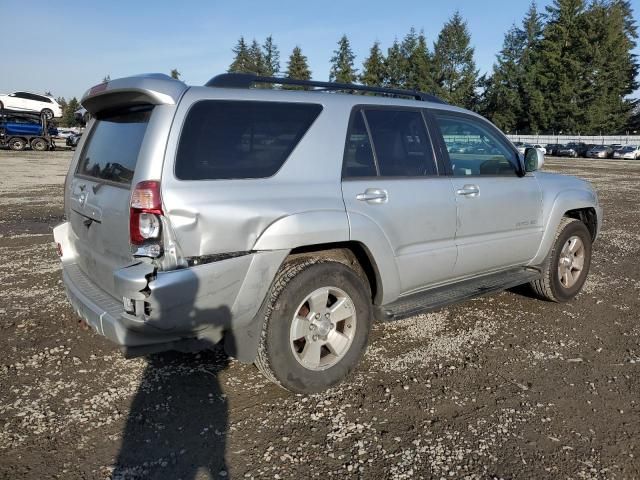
top-left (524, 147), bottom-right (544, 172)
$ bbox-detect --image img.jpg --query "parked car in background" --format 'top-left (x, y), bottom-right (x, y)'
top-left (66, 132), bottom-right (82, 149)
top-left (533, 144), bottom-right (546, 154)
top-left (556, 143), bottom-right (581, 158)
top-left (0, 92), bottom-right (62, 119)
top-left (53, 72), bottom-right (602, 393)
top-left (545, 143), bottom-right (563, 156)
top-left (586, 145), bottom-right (613, 159)
top-left (613, 145), bottom-right (640, 159)
top-left (514, 142), bottom-right (536, 155)
top-left (56, 129), bottom-right (76, 139)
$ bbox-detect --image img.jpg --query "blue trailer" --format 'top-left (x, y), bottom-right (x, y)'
top-left (0, 107), bottom-right (57, 151)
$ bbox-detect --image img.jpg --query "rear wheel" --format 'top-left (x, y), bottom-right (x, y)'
top-left (30, 137), bottom-right (47, 151)
top-left (41, 108), bottom-right (54, 120)
top-left (8, 137), bottom-right (26, 151)
top-left (531, 217), bottom-right (592, 302)
top-left (255, 257), bottom-right (372, 393)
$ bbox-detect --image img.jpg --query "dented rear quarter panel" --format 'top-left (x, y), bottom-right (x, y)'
top-left (160, 87), bottom-right (353, 257)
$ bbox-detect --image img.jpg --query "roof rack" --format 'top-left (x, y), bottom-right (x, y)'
top-left (205, 73), bottom-right (447, 104)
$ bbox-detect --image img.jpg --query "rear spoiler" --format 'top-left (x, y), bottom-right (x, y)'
top-left (81, 73), bottom-right (189, 115)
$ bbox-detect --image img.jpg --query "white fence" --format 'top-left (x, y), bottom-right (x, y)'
top-left (506, 134), bottom-right (640, 146)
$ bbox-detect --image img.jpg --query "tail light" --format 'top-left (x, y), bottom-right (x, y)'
top-left (130, 180), bottom-right (163, 256)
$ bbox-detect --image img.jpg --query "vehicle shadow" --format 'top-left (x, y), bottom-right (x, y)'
top-left (112, 270), bottom-right (235, 479)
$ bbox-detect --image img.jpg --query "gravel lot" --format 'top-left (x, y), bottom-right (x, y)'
top-left (1, 150), bottom-right (639, 479)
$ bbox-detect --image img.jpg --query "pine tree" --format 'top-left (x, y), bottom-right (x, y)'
top-left (535, 0), bottom-right (588, 133)
top-left (384, 39), bottom-right (405, 88)
top-left (228, 37), bottom-right (252, 73)
top-left (248, 39), bottom-right (266, 75)
top-left (518, 2), bottom-right (547, 133)
top-left (62, 98), bottom-right (80, 127)
top-left (170, 69), bottom-right (181, 80)
top-left (432, 12), bottom-right (478, 108)
top-left (102, 75), bottom-right (111, 83)
top-left (481, 25), bottom-right (526, 131)
top-left (285, 46), bottom-right (312, 89)
top-left (262, 35), bottom-right (280, 76)
top-left (406, 30), bottom-right (435, 92)
top-left (360, 41), bottom-right (386, 86)
top-left (329, 35), bottom-right (358, 83)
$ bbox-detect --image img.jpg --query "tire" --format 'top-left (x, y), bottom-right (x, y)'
top-left (8, 137), bottom-right (26, 151)
top-left (41, 109), bottom-right (54, 120)
top-left (255, 257), bottom-right (372, 393)
top-left (530, 217), bottom-right (592, 302)
top-left (30, 137), bottom-right (47, 151)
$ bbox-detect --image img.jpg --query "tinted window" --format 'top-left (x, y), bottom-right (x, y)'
top-left (76, 106), bottom-right (152, 185)
top-left (433, 113), bottom-right (518, 176)
top-left (343, 111), bottom-right (376, 177)
top-left (364, 109), bottom-right (436, 177)
top-left (176, 100), bottom-right (322, 180)
top-left (14, 92), bottom-right (29, 99)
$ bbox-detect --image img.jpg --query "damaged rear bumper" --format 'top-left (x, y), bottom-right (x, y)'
top-left (55, 223), bottom-right (288, 361)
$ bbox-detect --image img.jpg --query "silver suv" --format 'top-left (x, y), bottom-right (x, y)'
top-left (54, 73), bottom-right (602, 393)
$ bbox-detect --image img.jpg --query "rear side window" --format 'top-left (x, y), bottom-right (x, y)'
top-left (175, 100), bottom-right (322, 180)
top-left (76, 106), bottom-right (152, 185)
top-left (364, 109), bottom-right (437, 177)
top-left (343, 111), bottom-right (377, 177)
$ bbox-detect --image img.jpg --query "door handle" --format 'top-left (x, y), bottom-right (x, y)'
top-left (356, 188), bottom-right (388, 203)
top-left (456, 184), bottom-right (480, 197)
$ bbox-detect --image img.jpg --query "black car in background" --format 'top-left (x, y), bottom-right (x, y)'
top-left (65, 132), bottom-right (82, 149)
top-left (556, 142), bottom-right (588, 158)
top-left (545, 143), bottom-right (564, 156)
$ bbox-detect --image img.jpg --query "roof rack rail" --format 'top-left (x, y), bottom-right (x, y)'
top-left (205, 73), bottom-right (447, 104)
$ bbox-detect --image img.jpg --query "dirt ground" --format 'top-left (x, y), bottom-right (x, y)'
top-left (0, 149), bottom-right (639, 480)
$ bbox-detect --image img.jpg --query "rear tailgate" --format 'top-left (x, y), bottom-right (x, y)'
top-left (64, 75), bottom-right (187, 298)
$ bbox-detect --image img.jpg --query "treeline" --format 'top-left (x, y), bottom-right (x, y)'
top-left (227, 0), bottom-right (638, 134)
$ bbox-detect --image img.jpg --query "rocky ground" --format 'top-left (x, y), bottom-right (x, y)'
top-left (0, 150), bottom-right (639, 479)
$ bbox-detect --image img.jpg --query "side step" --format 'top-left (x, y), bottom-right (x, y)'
top-left (378, 267), bottom-right (541, 321)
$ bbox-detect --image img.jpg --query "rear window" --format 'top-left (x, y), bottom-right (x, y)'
top-left (175, 100), bottom-right (322, 180)
top-left (76, 106), bottom-right (152, 185)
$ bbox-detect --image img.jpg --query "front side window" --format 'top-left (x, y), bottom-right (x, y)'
top-left (433, 112), bottom-right (519, 176)
top-left (364, 109), bottom-right (437, 177)
top-left (175, 100), bottom-right (322, 180)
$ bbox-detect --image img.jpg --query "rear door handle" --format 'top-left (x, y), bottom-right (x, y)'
top-left (356, 188), bottom-right (388, 204)
top-left (456, 184), bottom-right (480, 197)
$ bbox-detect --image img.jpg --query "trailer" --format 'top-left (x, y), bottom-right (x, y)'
top-left (0, 107), bottom-right (56, 151)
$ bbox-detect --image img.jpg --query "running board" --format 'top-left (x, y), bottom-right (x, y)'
top-left (378, 268), bottom-right (541, 321)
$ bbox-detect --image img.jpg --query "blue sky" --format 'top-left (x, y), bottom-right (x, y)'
top-left (1, 0), bottom-right (638, 100)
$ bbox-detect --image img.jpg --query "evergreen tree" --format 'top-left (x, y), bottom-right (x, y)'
top-left (262, 35), bottom-right (280, 76)
top-left (102, 75), bottom-right (111, 83)
top-left (360, 41), bottom-right (386, 86)
top-left (228, 37), bottom-right (252, 73)
top-left (480, 25), bottom-right (526, 131)
top-left (535, 0), bottom-right (588, 133)
top-left (384, 39), bottom-right (405, 88)
top-left (406, 30), bottom-right (435, 92)
top-left (248, 39), bottom-right (266, 75)
top-left (432, 12), bottom-right (479, 108)
top-left (61, 97), bottom-right (80, 127)
top-left (518, 2), bottom-right (547, 133)
top-left (170, 69), bottom-right (181, 80)
top-left (285, 46), bottom-right (312, 89)
top-left (329, 35), bottom-right (358, 83)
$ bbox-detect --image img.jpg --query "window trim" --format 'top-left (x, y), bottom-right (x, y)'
top-left (341, 104), bottom-right (441, 181)
top-left (173, 99), bottom-right (324, 182)
top-left (427, 109), bottom-right (525, 178)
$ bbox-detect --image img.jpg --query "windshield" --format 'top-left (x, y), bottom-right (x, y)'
top-left (622, 146), bottom-right (636, 151)
top-left (76, 106), bottom-right (152, 185)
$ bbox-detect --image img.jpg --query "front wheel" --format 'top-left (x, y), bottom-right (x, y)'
top-left (531, 217), bottom-right (592, 302)
top-left (255, 257), bottom-right (372, 393)
top-left (41, 109), bottom-right (54, 120)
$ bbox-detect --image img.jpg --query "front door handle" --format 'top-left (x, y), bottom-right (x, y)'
top-left (356, 188), bottom-right (388, 204)
top-left (456, 184), bottom-right (480, 197)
